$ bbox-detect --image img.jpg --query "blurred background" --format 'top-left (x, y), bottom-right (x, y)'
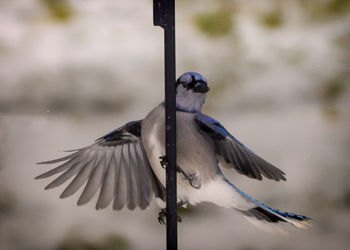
top-left (0, 0), bottom-right (349, 249)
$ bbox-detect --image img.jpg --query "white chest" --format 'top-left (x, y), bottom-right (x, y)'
top-left (141, 104), bottom-right (228, 204)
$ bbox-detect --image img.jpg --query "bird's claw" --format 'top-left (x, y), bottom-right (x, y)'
top-left (160, 155), bottom-right (201, 189)
top-left (158, 208), bottom-right (182, 225)
top-left (158, 209), bottom-right (167, 225)
top-left (159, 155), bottom-right (168, 169)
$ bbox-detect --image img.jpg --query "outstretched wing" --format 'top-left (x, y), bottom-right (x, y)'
top-left (195, 114), bottom-right (286, 181)
top-left (36, 120), bottom-right (165, 210)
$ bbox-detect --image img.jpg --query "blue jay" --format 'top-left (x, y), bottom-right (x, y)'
top-left (37, 72), bottom-right (310, 232)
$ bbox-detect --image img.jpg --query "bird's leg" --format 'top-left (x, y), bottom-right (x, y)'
top-left (159, 155), bottom-right (201, 189)
top-left (158, 200), bottom-right (188, 225)
top-left (176, 166), bottom-right (201, 189)
top-left (158, 208), bottom-right (169, 225)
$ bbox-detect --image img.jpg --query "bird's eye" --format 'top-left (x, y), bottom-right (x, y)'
top-left (194, 82), bottom-right (202, 88)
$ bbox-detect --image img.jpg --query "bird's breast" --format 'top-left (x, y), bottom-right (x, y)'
top-left (141, 105), bottom-right (167, 187)
top-left (141, 104), bottom-right (218, 201)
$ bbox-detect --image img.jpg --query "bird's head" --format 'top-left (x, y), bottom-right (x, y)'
top-left (175, 72), bottom-right (210, 113)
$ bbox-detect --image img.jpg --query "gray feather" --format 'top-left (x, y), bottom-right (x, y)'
top-left (113, 145), bottom-right (128, 210)
top-left (135, 143), bottom-right (150, 209)
top-left (35, 152), bottom-right (85, 179)
top-left (96, 146), bottom-right (121, 210)
top-left (38, 119), bottom-right (163, 210)
top-left (126, 144), bottom-right (138, 210)
top-left (60, 156), bottom-right (96, 198)
top-left (130, 143), bottom-right (142, 208)
top-left (37, 151), bottom-right (79, 165)
top-left (44, 152), bottom-right (94, 189)
top-left (77, 149), bottom-right (112, 206)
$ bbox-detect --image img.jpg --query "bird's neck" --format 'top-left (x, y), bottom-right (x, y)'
top-left (175, 95), bottom-right (204, 113)
top-left (161, 99), bottom-right (202, 112)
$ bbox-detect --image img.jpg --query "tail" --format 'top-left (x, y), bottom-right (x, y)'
top-left (225, 179), bottom-right (311, 233)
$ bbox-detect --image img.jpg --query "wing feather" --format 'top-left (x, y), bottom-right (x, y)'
top-left (195, 113), bottom-right (286, 181)
top-left (96, 146), bottom-right (120, 210)
top-left (131, 143), bottom-right (142, 207)
top-left (135, 143), bottom-right (150, 209)
top-left (126, 143), bottom-right (137, 210)
top-left (37, 151), bottom-right (79, 165)
top-left (60, 156), bottom-right (96, 199)
top-left (37, 120), bottom-right (165, 210)
top-left (36, 153), bottom-right (83, 179)
top-left (113, 145), bottom-right (128, 210)
top-left (44, 151), bottom-right (96, 189)
top-left (77, 149), bottom-right (113, 206)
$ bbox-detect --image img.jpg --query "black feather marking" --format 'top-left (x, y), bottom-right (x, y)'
top-left (99, 120), bottom-right (142, 142)
top-left (242, 207), bottom-right (286, 223)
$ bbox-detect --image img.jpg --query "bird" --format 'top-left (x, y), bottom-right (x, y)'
top-left (37, 72), bottom-right (310, 232)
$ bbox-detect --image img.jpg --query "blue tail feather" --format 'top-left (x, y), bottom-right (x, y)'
top-left (225, 179), bottom-right (310, 224)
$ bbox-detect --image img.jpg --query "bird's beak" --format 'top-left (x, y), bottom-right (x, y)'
top-left (194, 82), bottom-right (210, 93)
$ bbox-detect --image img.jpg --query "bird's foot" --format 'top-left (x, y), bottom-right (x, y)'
top-left (159, 155), bottom-right (201, 189)
top-left (158, 208), bottom-right (182, 225)
top-left (159, 155), bottom-right (168, 169)
top-left (157, 201), bottom-right (188, 225)
top-left (158, 208), bottom-right (167, 225)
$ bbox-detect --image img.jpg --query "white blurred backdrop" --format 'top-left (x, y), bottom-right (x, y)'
top-left (0, 0), bottom-right (349, 250)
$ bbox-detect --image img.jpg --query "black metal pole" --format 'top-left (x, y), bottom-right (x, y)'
top-left (153, 1), bottom-right (177, 250)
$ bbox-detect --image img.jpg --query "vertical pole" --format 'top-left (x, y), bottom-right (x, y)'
top-left (164, 3), bottom-right (177, 249)
top-left (153, 1), bottom-right (177, 250)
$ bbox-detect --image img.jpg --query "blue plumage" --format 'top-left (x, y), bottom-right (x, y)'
top-left (195, 113), bottom-right (250, 150)
top-left (225, 179), bottom-right (310, 222)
